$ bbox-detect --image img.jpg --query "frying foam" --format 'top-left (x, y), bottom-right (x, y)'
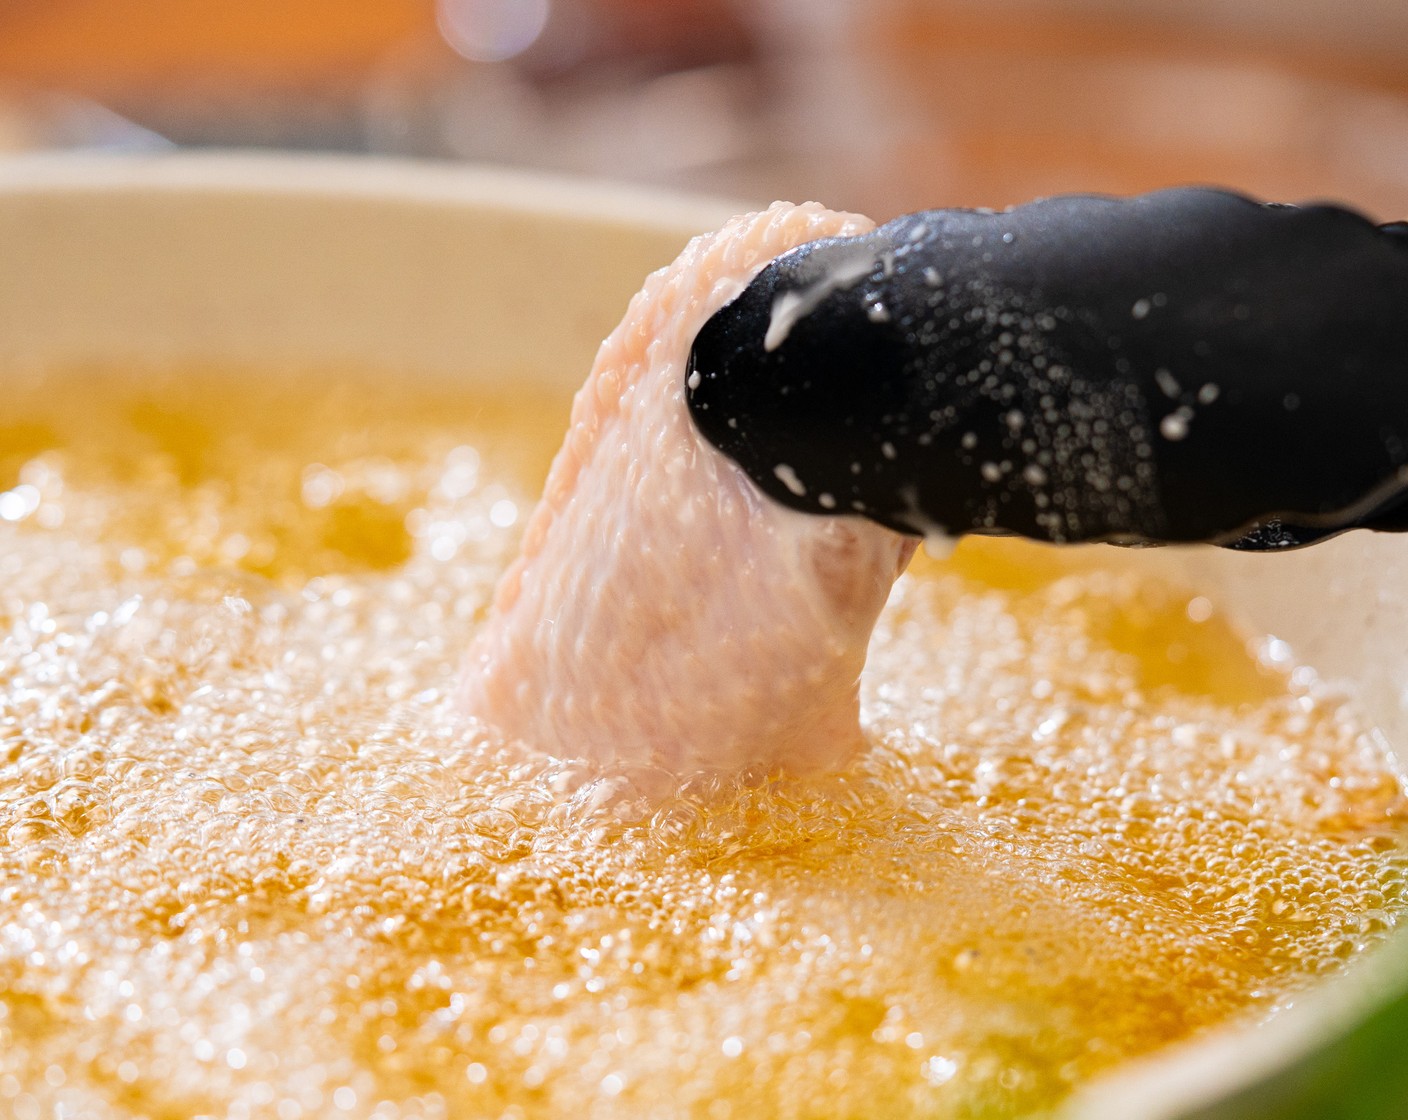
top-left (0, 368), bottom-right (1403, 1119)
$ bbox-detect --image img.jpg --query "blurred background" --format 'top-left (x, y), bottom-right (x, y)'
top-left (1, 0), bottom-right (1406, 220)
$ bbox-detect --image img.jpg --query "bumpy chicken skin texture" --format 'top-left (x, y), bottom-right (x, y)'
top-left (463, 202), bottom-right (916, 774)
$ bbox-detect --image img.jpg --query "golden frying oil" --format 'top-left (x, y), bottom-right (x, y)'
top-left (0, 368), bottom-right (1403, 1120)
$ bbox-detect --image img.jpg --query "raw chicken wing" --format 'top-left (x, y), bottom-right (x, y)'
top-left (463, 202), bottom-right (916, 774)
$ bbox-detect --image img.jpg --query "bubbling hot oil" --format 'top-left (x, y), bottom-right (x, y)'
top-left (0, 367), bottom-right (1404, 1120)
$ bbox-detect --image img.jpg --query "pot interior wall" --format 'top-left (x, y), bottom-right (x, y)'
top-left (0, 154), bottom-right (735, 390)
top-left (1170, 538), bottom-right (1408, 766)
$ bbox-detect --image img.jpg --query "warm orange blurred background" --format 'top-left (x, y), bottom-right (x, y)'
top-left (1, 0), bottom-right (1406, 220)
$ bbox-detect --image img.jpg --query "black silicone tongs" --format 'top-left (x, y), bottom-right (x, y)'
top-left (687, 188), bottom-right (1408, 550)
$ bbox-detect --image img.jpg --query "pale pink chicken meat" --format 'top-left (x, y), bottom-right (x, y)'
top-left (463, 202), bottom-right (916, 774)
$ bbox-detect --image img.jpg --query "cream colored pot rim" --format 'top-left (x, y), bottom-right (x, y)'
top-left (0, 149), bottom-right (750, 233)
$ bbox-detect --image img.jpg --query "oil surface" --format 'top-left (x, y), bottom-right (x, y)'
top-left (0, 368), bottom-right (1404, 1120)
